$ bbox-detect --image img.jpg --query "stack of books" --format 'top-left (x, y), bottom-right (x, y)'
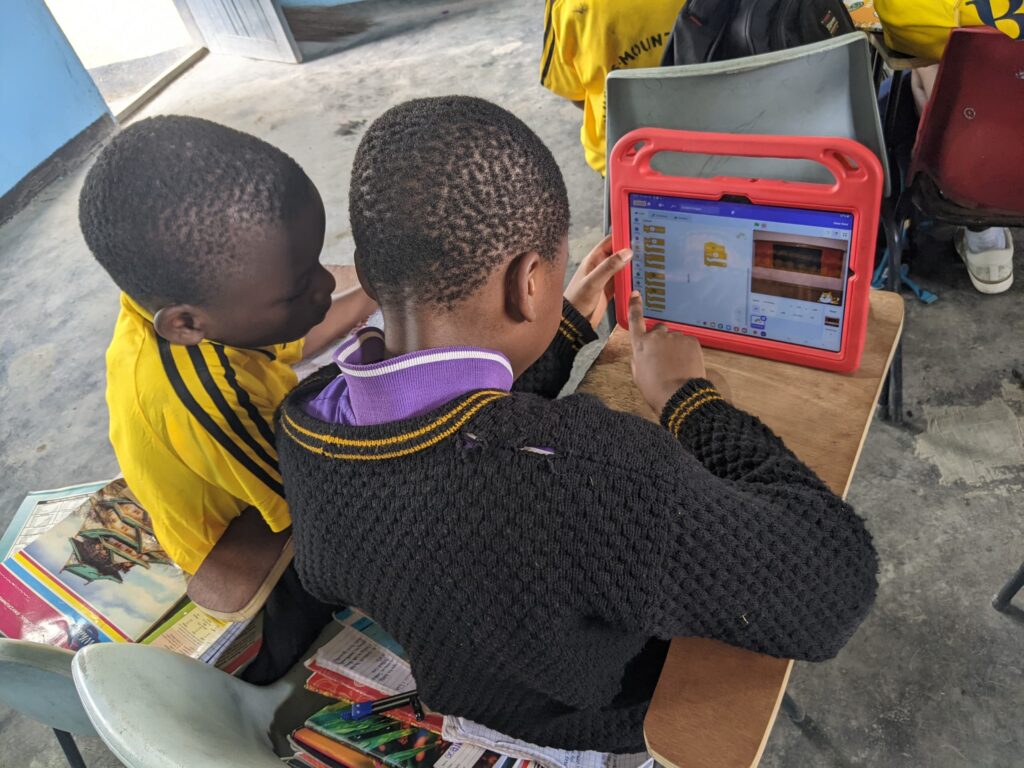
top-left (288, 610), bottom-right (652, 768)
top-left (0, 479), bottom-right (260, 670)
top-left (288, 608), bottom-right (530, 768)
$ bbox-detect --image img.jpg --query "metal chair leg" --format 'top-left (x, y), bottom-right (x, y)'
top-left (992, 561), bottom-right (1024, 612)
top-left (878, 216), bottom-right (905, 425)
top-left (781, 692), bottom-right (805, 724)
top-left (52, 729), bottom-right (87, 768)
top-left (879, 188), bottom-right (911, 426)
top-left (888, 338), bottom-right (904, 425)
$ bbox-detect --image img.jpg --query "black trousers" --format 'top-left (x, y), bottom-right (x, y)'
top-left (239, 562), bottom-right (338, 685)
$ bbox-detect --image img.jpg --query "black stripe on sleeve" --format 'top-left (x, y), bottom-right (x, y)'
top-left (186, 345), bottom-right (280, 474)
top-left (157, 338), bottom-right (285, 499)
top-left (541, 35), bottom-right (557, 85)
top-left (212, 344), bottom-right (279, 451)
top-left (540, 0), bottom-right (556, 85)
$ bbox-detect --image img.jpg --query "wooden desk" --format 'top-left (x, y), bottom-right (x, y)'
top-left (576, 290), bottom-right (904, 768)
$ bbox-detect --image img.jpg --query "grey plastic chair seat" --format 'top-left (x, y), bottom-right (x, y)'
top-left (0, 638), bottom-right (95, 767)
top-left (0, 638), bottom-right (94, 734)
top-left (72, 643), bottom-right (292, 768)
top-left (605, 32), bottom-right (890, 197)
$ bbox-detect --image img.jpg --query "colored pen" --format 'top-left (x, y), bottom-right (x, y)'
top-left (340, 690), bottom-right (423, 721)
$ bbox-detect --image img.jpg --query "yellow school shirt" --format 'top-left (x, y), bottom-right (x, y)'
top-left (874, 0), bottom-right (1021, 61)
top-left (106, 293), bottom-right (303, 573)
top-left (540, 0), bottom-right (682, 175)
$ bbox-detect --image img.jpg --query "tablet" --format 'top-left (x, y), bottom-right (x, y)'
top-left (610, 129), bottom-right (883, 373)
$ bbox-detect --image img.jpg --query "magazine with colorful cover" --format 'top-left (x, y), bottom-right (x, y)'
top-left (0, 480), bottom-right (109, 560)
top-left (292, 727), bottom-right (386, 768)
top-left (0, 479), bottom-right (187, 649)
top-left (292, 726), bottom-right (519, 768)
top-left (305, 701), bottom-right (451, 768)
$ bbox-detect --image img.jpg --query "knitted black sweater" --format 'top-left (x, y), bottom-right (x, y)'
top-left (278, 303), bottom-right (878, 753)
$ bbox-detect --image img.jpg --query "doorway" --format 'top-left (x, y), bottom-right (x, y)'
top-left (43, 0), bottom-right (203, 118)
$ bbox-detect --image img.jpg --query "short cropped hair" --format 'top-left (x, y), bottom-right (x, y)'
top-left (349, 96), bottom-right (570, 308)
top-left (79, 115), bottom-right (315, 307)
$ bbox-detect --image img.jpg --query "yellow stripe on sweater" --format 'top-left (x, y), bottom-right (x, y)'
top-left (557, 325), bottom-right (582, 349)
top-left (282, 393), bottom-right (507, 460)
top-left (666, 387), bottom-right (718, 434)
top-left (559, 315), bottom-right (586, 344)
top-left (282, 390), bottom-right (507, 448)
top-left (669, 395), bottom-right (724, 436)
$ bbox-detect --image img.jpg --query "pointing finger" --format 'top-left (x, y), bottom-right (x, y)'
top-left (628, 291), bottom-right (646, 343)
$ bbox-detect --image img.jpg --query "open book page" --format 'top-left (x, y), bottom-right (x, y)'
top-left (314, 623), bottom-right (417, 694)
top-left (442, 718), bottom-right (651, 768)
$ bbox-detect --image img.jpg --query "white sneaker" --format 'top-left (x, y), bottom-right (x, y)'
top-left (955, 227), bottom-right (1014, 294)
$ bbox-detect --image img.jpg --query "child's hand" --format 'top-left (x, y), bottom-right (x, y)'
top-left (628, 292), bottom-right (707, 414)
top-left (563, 235), bottom-right (633, 329)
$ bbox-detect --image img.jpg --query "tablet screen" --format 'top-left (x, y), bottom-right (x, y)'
top-left (629, 193), bottom-right (854, 352)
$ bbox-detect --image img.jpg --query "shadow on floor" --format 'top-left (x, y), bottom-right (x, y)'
top-left (287, 0), bottom-right (493, 62)
top-left (88, 46), bottom-right (196, 111)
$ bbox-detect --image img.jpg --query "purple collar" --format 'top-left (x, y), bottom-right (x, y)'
top-left (302, 327), bottom-right (514, 426)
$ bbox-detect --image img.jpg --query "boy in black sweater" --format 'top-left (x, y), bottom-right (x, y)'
top-left (278, 96), bottom-right (878, 753)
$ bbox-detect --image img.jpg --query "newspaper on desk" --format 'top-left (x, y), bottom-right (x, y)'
top-left (315, 608), bottom-right (652, 768)
top-left (442, 718), bottom-right (652, 768)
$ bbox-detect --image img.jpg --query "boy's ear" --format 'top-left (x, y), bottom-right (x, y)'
top-left (353, 249), bottom-right (378, 301)
top-left (505, 251), bottom-right (543, 323)
top-left (152, 305), bottom-right (209, 346)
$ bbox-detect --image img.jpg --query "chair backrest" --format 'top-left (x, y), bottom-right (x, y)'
top-left (911, 27), bottom-right (1024, 216)
top-left (605, 32), bottom-right (890, 203)
top-left (73, 643), bottom-right (291, 767)
top-left (0, 638), bottom-right (96, 735)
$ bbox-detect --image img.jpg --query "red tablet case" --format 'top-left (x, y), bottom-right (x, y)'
top-left (610, 129), bottom-right (883, 373)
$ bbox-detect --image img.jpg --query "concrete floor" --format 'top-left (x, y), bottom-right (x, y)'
top-left (1, 1), bottom-right (1022, 765)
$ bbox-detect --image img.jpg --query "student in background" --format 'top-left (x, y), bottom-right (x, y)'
top-left (79, 115), bottom-right (377, 681)
top-left (540, 0), bottom-right (682, 175)
top-left (279, 96), bottom-right (878, 753)
top-left (876, 0), bottom-right (1017, 294)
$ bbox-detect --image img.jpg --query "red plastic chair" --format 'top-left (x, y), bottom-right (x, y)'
top-left (882, 26), bottom-right (1024, 422)
top-left (908, 27), bottom-right (1024, 224)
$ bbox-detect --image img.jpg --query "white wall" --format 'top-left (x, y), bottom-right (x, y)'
top-left (44, 0), bottom-right (192, 68)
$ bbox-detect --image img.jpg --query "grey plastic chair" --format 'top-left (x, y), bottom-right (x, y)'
top-left (604, 31), bottom-right (890, 205)
top-left (72, 637), bottom-right (336, 767)
top-left (0, 638), bottom-right (95, 768)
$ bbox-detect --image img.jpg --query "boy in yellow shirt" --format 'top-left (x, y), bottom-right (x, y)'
top-left (79, 115), bottom-right (376, 679)
top-left (540, 0), bottom-right (682, 174)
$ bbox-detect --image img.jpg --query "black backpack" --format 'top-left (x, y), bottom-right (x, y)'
top-left (661, 0), bottom-right (856, 66)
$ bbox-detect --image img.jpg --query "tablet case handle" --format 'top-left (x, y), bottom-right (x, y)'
top-left (611, 129), bottom-right (881, 193)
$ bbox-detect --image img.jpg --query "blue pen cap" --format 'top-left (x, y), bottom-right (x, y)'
top-left (341, 701), bottom-right (375, 721)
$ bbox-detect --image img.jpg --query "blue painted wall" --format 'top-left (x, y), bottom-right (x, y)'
top-left (0, 0), bottom-right (109, 197)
